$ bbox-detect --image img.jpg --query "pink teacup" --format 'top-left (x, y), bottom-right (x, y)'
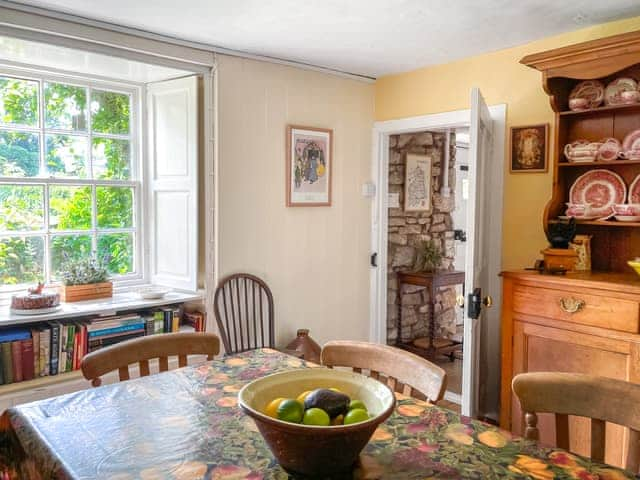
top-left (569, 98), bottom-right (590, 111)
top-left (620, 149), bottom-right (640, 160)
top-left (621, 90), bottom-right (640, 104)
top-left (613, 204), bottom-right (640, 216)
top-left (566, 203), bottom-right (592, 217)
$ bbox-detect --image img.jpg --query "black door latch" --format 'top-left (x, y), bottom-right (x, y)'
top-left (454, 229), bottom-right (467, 242)
top-left (468, 287), bottom-right (482, 319)
top-left (370, 252), bottom-right (378, 267)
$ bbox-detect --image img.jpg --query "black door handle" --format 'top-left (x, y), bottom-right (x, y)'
top-left (370, 252), bottom-right (377, 267)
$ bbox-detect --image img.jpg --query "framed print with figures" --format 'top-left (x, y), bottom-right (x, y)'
top-left (404, 153), bottom-right (432, 212)
top-left (286, 125), bottom-right (333, 206)
top-left (510, 124), bottom-right (548, 173)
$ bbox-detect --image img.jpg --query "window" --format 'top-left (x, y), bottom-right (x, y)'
top-left (0, 72), bottom-right (140, 290)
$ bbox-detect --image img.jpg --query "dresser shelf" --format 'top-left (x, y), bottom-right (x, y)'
top-left (549, 219), bottom-right (640, 227)
top-left (558, 159), bottom-right (640, 168)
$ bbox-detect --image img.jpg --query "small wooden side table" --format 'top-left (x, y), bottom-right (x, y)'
top-left (396, 270), bottom-right (465, 361)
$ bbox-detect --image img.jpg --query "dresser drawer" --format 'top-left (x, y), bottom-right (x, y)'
top-left (512, 285), bottom-right (640, 333)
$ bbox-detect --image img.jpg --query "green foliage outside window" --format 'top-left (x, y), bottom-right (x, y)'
top-left (0, 77), bottom-right (135, 286)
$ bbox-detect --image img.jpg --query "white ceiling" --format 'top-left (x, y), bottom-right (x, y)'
top-left (8, 0), bottom-right (640, 78)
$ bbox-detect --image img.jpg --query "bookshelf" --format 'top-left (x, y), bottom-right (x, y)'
top-left (0, 291), bottom-right (205, 408)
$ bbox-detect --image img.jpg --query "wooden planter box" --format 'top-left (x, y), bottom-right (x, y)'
top-left (59, 282), bottom-right (113, 303)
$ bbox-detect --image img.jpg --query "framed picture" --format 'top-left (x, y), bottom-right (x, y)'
top-left (510, 124), bottom-right (549, 173)
top-left (286, 125), bottom-right (333, 206)
top-left (404, 153), bottom-right (432, 212)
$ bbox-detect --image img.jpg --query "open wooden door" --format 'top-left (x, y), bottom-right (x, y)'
top-left (461, 88), bottom-right (494, 417)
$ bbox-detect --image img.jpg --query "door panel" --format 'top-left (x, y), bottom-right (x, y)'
top-left (462, 88), bottom-right (493, 417)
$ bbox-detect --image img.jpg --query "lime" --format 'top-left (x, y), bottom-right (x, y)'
top-left (344, 408), bottom-right (369, 425)
top-left (264, 397), bottom-right (285, 418)
top-left (302, 407), bottom-right (331, 426)
top-left (349, 399), bottom-right (367, 412)
top-left (296, 390), bottom-right (312, 404)
top-left (277, 399), bottom-right (304, 423)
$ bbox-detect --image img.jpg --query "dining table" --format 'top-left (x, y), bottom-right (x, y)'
top-left (0, 348), bottom-right (636, 479)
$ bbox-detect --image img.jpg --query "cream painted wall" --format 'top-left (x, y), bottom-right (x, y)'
top-left (216, 55), bottom-right (374, 348)
top-left (375, 16), bottom-right (640, 271)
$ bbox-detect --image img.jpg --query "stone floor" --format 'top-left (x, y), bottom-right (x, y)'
top-left (436, 356), bottom-right (462, 396)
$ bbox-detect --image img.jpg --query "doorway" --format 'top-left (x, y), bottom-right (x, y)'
top-left (369, 102), bottom-right (506, 418)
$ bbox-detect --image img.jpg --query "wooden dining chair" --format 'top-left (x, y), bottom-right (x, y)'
top-left (320, 340), bottom-right (447, 403)
top-left (512, 372), bottom-right (640, 472)
top-left (81, 332), bottom-right (220, 387)
top-left (213, 273), bottom-right (275, 354)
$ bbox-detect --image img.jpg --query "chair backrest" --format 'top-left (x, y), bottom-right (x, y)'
top-left (512, 372), bottom-right (640, 472)
top-left (320, 340), bottom-right (447, 403)
top-left (213, 273), bottom-right (275, 354)
top-left (81, 332), bottom-right (220, 387)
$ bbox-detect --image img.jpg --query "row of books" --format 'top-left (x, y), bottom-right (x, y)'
top-left (0, 307), bottom-right (206, 385)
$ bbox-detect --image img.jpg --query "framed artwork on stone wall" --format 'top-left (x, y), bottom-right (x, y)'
top-left (286, 125), bottom-right (333, 206)
top-left (509, 123), bottom-right (549, 173)
top-left (404, 153), bottom-right (432, 212)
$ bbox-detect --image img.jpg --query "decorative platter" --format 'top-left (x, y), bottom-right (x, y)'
top-left (622, 129), bottom-right (640, 152)
top-left (569, 169), bottom-right (626, 216)
top-left (604, 77), bottom-right (638, 106)
top-left (10, 305), bottom-right (62, 316)
top-left (629, 174), bottom-right (640, 204)
top-left (615, 215), bottom-right (640, 222)
top-left (569, 80), bottom-right (604, 108)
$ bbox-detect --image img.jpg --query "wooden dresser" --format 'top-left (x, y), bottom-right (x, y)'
top-left (500, 270), bottom-right (640, 467)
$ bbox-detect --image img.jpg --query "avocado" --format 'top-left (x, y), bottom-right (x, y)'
top-left (303, 388), bottom-right (350, 418)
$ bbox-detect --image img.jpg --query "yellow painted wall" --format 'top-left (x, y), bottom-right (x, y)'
top-left (376, 16), bottom-right (640, 271)
top-left (217, 55), bottom-right (374, 348)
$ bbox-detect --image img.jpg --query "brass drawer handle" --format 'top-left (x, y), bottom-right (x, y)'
top-left (559, 297), bottom-right (585, 314)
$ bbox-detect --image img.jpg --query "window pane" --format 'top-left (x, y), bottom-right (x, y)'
top-left (97, 186), bottom-right (133, 228)
top-left (0, 130), bottom-right (40, 177)
top-left (0, 76), bottom-right (38, 128)
top-left (0, 185), bottom-right (44, 232)
top-left (92, 137), bottom-right (131, 180)
top-left (49, 185), bottom-right (92, 230)
top-left (0, 236), bottom-right (44, 285)
top-left (50, 235), bottom-right (93, 279)
top-left (44, 82), bottom-right (87, 131)
top-left (45, 134), bottom-right (88, 178)
top-left (91, 90), bottom-right (130, 135)
top-left (98, 232), bottom-right (133, 275)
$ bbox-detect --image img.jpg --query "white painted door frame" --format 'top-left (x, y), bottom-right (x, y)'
top-left (369, 104), bottom-right (506, 416)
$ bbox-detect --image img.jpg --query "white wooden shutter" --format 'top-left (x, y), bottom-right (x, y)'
top-left (147, 76), bottom-right (199, 291)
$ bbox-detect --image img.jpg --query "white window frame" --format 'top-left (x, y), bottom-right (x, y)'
top-left (0, 65), bottom-right (145, 294)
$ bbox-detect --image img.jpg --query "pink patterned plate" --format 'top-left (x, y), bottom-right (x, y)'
top-left (569, 80), bottom-right (604, 108)
top-left (629, 174), bottom-right (640, 204)
top-left (605, 77), bottom-right (638, 106)
top-left (569, 169), bottom-right (626, 216)
top-left (622, 129), bottom-right (640, 152)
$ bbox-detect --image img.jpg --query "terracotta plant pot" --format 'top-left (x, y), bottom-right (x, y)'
top-left (238, 369), bottom-right (395, 476)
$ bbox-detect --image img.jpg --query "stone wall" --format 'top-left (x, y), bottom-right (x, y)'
top-left (387, 131), bottom-right (458, 344)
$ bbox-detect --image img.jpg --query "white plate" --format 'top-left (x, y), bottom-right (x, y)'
top-left (558, 215), bottom-right (600, 221)
top-left (138, 287), bottom-right (171, 299)
top-left (614, 215), bottom-right (640, 222)
top-left (10, 305), bottom-right (62, 316)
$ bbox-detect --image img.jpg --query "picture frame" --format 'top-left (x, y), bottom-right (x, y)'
top-left (509, 124), bottom-right (549, 173)
top-left (404, 153), bottom-right (432, 212)
top-left (286, 125), bottom-right (333, 206)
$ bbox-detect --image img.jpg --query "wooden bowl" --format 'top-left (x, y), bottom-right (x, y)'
top-left (238, 368), bottom-right (396, 476)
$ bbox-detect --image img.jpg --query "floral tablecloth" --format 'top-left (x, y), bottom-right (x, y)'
top-left (0, 348), bottom-right (635, 479)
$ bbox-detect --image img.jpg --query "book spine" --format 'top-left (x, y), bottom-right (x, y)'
top-left (11, 341), bottom-right (23, 383)
top-left (30, 329), bottom-right (40, 377)
top-left (88, 323), bottom-right (145, 338)
top-left (72, 329), bottom-right (79, 371)
top-left (41, 330), bottom-right (50, 376)
top-left (163, 309), bottom-right (171, 333)
top-left (0, 347), bottom-right (3, 385)
top-left (88, 331), bottom-right (144, 352)
top-left (59, 325), bottom-right (68, 374)
top-left (21, 338), bottom-right (34, 381)
top-left (49, 324), bottom-right (60, 376)
top-left (86, 316), bottom-right (142, 332)
top-left (66, 324), bottom-right (75, 372)
top-left (1, 343), bottom-right (13, 384)
top-left (145, 316), bottom-right (154, 336)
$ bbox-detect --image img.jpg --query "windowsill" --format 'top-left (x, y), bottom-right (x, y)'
top-left (0, 290), bottom-right (203, 326)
